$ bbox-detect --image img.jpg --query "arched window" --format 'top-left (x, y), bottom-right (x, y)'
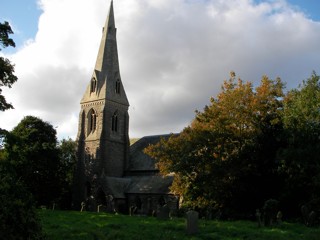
top-left (115, 79), bottom-right (121, 94)
top-left (90, 77), bottom-right (97, 93)
top-left (112, 111), bottom-right (118, 132)
top-left (88, 109), bottom-right (97, 134)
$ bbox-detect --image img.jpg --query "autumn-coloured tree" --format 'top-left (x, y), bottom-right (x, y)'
top-left (146, 72), bottom-right (285, 218)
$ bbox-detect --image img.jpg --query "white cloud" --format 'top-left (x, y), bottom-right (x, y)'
top-left (1, 0), bottom-right (320, 140)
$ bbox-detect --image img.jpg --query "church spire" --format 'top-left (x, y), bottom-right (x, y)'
top-left (94, 0), bottom-right (115, 72)
top-left (81, 0), bottom-right (129, 106)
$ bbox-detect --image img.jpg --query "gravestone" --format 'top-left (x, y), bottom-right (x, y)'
top-left (301, 205), bottom-right (309, 225)
top-left (256, 209), bottom-right (262, 227)
top-left (186, 210), bottom-right (199, 235)
top-left (308, 211), bottom-right (317, 226)
top-left (80, 202), bottom-right (85, 212)
top-left (97, 205), bottom-right (107, 213)
top-left (157, 204), bottom-right (170, 220)
top-left (129, 205), bottom-right (137, 216)
top-left (276, 211), bottom-right (283, 225)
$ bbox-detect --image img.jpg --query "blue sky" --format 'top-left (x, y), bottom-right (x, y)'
top-left (0, 0), bottom-right (41, 52)
top-left (279, 0), bottom-right (320, 20)
top-left (1, 0), bottom-right (320, 139)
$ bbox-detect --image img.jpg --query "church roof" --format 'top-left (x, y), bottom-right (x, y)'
top-left (101, 176), bottom-right (131, 199)
top-left (125, 175), bottom-right (174, 195)
top-left (129, 134), bottom-right (175, 171)
top-left (100, 174), bottom-right (174, 198)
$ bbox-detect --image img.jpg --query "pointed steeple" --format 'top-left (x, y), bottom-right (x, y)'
top-left (81, 0), bottom-right (129, 106)
top-left (94, 0), bottom-right (115, 72)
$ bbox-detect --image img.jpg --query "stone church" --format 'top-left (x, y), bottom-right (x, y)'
top-left (73, 1), bottom-right (178, 214)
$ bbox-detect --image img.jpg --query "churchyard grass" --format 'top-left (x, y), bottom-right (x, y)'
top-left (39, 210), bottom-right (320, 240)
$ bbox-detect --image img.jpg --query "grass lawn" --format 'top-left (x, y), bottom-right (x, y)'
top-left (39, 210), bottom-right (320, 240)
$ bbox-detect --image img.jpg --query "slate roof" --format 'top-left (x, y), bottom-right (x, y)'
top-left (125, 175), bottom-right (174, 195)
top-left (128, 134), bottom-right (176, 171)
top-left (101, 176), bottom-right (131, 199)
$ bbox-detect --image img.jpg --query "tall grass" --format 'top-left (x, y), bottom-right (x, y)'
top-left (39, 210), bottom-right (320, 240)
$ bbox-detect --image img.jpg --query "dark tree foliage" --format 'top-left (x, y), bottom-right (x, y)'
top-left (58, 138), bottom-right (77, 209)
top-left (4, 116), bottom-right (61, 206)
top-left (0, 23), bottom-right (45, 239)
top-left (278, 72), bottom-right (320, 217)
top-left (0, 162), bottom-right (45, 240)
top-left (0, 21), bottom-right (17, 111)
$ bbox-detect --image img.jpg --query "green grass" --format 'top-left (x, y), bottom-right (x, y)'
top-left (39, 210), bottom-right (320, 240)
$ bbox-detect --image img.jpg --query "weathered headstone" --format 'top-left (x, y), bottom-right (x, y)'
top-left (308, 211), bottom-right (317, 227)
top-left (157, 204), bottom-right (170, 220)
top-left (129, 205), bottom-right (137, 216)
top-left (256, 209), bottom-right (262, 227)
top-left (80, 202), bottom-right (86, 212)
top-left (186, 210), bottom-right (199, 235)
top-left (301, 205), bottom-right (309, 225)
top-left (97, 204), bottom-right (104, 213)
top-left (276, 211), bottom-right (283, 225)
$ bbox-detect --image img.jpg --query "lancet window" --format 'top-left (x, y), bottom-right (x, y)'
top-left (88, 108), bottom-right (97, 134)
top-left (115, 79), bottom-right (121, 94)
top-left (112, 111), bottom-right (118, 132)
top-left (90, 77), bottom-right (97, 93)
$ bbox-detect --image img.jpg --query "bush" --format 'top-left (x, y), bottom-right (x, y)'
top-left (0, 163), bottom-right (45, 240)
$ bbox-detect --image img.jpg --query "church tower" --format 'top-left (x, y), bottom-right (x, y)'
top-left (74, 0), bottom-right (130, 209)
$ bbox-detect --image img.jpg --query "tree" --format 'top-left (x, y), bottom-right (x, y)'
top-left (58, 138), bottom-right (77, 209)
top-left (0, 25), bottom-right (44, 237)
top-left (4, 116), bottom-right (61, 206)
top-left (0, 22), bottom-right (44, 240)
top-left (0, 21), bottom-right (17, 111)
top-left (146, 72), bottom-right (285, 218)
top-left (0, 162), bottom-right (45, 240)
top-left (278, 71), bottom-right (320, 216)
top-left (0, 21), bottom-right (17, 149)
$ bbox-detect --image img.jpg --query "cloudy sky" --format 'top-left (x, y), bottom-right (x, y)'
top-left (1, 0), bottom-right (320, 140)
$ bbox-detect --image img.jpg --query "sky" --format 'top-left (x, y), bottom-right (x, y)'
top-left (0, 0), bottom-right (320, 140)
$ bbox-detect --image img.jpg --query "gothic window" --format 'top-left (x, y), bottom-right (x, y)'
top-left (112, 111), bottom-right (118, 132)
top-left (88, 108), bottom-right (97, 134)
top-left (115, 79), bottom-right (121, 94)
top-left (90, 77), bottom-right (97, 93)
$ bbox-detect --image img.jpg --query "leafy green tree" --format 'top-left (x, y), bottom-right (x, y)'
top-left (0, 162), bottom-right (45, 240)
top-left (0, 23), bottom-right (44, 238)
top-left (58, 138), bottom-right (77, 209)
top-left (278, 72), bottom-right (320, 216)
top-left (0, 21), bottom-right (17, 148)
top-left (146, 73), bottom-right (285, 218)
top-left (0, 21), bottom-right (17, 111)
top-left (4, 116), bottom-right (61, 206)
